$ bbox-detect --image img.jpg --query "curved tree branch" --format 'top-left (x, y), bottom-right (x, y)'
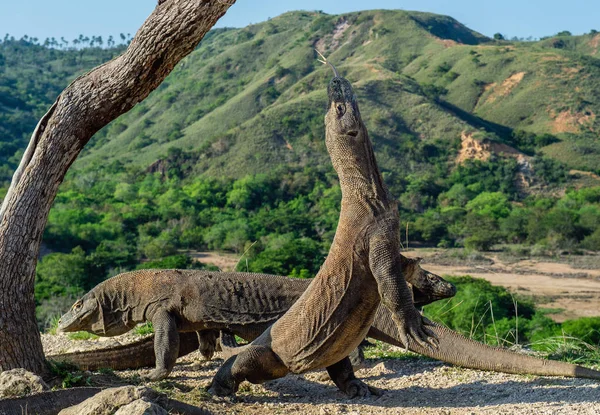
top-left (0, 0), bottom-right (236, 374)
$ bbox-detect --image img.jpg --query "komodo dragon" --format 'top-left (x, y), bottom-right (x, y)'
top-left (53, 268), bottom-right (600, 385)
top-left (54, 254), bottom-right (451, 381)
top-left (207, 56), bottom-right (600, 397)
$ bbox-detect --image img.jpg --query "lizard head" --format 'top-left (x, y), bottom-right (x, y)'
top-left (317, 50), bottom-right (388, 198)
top-left (57, 293), bottom-right (102, 334)
top-left (318, 50), bottom-right (365, 149)
top-left (403, 256), bottom-right (456, 306)
top-left (57, 291), bottom-right (132, 336)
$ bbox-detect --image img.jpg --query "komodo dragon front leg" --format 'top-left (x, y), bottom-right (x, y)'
top-left (148, 308), bottom-right (180, 381)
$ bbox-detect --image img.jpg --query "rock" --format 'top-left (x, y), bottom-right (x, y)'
top-left (114, 398), bottom-right (168, 415)
top-left (59, 385), bottom-right (163, 415)
top-left (0, 368), bottom-right (48, 398)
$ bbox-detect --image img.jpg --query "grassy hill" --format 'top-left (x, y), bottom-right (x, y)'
top-left (2, 10), bottom-right (600, 183)
top-left (69, 10), bottom-right (600, 177)
top-left (0, 39), bottom-right (125, 183)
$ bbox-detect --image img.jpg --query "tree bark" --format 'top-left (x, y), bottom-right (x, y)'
top-left (0, 0), bottom-right (236, 375)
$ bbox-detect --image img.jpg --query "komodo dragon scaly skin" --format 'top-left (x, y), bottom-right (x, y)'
top-left (207, 57), bottom-right (438, 398)
top-left (54, 255), bottom-right (449, 380)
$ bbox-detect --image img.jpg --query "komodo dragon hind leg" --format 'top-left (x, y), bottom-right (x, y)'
top-left (326, 357), bottom-right (383, 398)
top-left (348, 339), bottom-right (371, 369)
top-left (198, 330), bottom-right (219, 360)
top-left (208, 345), bottom-right (289, 396)
top-left (147, 309), bottom-right (180, 381)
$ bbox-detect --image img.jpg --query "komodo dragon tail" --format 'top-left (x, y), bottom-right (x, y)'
top-left (370, 307), bottom-right (600, 380)
top-left (46, 332), bottom-right (201, 371)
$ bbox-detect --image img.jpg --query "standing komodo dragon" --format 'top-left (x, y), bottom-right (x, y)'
top-left (54, 254), bottom-right (451, 380)
top-left (206, 57), bottom-right (448, 397)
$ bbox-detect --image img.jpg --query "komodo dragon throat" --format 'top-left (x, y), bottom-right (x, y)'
top-left (207, 55), bottom-right (438, 397)
top-left (52, 269), bottom-right (600, 386)
top-left (55, 255), bottom-right (449, 381)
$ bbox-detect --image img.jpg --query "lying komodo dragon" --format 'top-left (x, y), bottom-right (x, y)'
top-left (208, 56), bottom-right (600, 397)
top-left (52, 266), bottom-right (600, 388)
top-left (54, 254), bottom-right (452, 381)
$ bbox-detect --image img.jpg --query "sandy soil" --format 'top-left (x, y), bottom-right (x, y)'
top-left (189, 251), bottom-right (240, 271)
top-left (40, 334), bottom-right (600, 415)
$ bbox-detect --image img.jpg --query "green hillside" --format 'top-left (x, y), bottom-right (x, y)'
top-left (72, 10), bottom-right (600, 175)
top-left (77, 10), bottom-right (488, 177)
top-left (3, 10), bottom-right (600, 181)
top-left (0, 39), bottom-right (125, 183)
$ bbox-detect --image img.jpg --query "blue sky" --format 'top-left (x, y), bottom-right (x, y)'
top-left (1, 0), bottom-right (598, 42)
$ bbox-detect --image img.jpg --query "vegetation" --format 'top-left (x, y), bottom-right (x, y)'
top-left (2, 10), bottom-right (600, 352)
top-left (424, 276), bottom-right (600, 365)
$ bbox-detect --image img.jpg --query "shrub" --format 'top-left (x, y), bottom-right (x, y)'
top-left (562, 317), bottom-right (600, 345)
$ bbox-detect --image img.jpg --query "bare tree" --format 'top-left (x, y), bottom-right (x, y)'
top-left (0, 0), bottom-right (236, 375)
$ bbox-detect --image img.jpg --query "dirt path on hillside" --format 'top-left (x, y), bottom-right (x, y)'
top-left (192, 249), bottom-right (600, 322)
top-left (189, 251), bottom-right (240, 271)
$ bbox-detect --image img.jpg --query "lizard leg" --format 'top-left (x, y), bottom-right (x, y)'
top-left (198, 330), bottom-right (219, 361)
top-left (349, 339), bottom-right (370, 370)
top-left (369, 233), bottom-right (437, 350)
top-left (318, 341), bottom-right (368, 382)
top-left (326, 356), bottom-right (382, 398)
top-left (208, 345), bottom-right (288, 396)
top-left (148, 309), bottom-right (179, 381)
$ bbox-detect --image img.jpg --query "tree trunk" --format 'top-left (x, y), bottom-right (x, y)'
top-left (0, 0), bottom-right (236, 375)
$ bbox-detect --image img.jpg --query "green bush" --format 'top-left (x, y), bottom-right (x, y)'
top-left (561, 317), bottom-right (600, 345)
top-left (425, 276), bottom-right (535, 342)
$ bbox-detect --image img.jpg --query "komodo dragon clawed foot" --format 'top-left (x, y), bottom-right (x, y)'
top-left (208, 341), bottom-right (290, 396)
top-left (198, 330), bottom-right (219, 360)
top-left (146, 367), bottom-right (171, 381)
top-left (326, 357), bottom-right (383, 398)
top-left (345, 380), bottom-right (383, 398)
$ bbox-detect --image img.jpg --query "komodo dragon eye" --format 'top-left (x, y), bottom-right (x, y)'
top-left (73, 301), bottom-right (83, 311)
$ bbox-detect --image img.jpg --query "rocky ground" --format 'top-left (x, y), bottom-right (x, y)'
top-left (35, 333), bottom-right (600, 414)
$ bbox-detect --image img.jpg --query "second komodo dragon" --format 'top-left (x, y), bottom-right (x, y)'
top-left (55, 254), bottom-right (451, 381)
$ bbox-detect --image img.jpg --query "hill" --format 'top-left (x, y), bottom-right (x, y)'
top-left (3, 10), bottom-right (600, 182)
top-left (74, 10), bottom-right (600, 175)
top-left (0, 38), bottom-right (125, 183)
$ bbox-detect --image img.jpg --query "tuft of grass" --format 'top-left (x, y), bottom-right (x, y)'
top-left (134, 322), bottom-right (154, 336)
top-left (67, 331), bottom-right (99, 341)
top-left (363, 340), bottom-right (430, 361)
top-left (529, 335), bottom-right (600, 368)
top-left (47, 360), bottom-right (91, 388)
top-left (46, 315), bottom-right (61, 335)
top-left (97, 367), bottom-right (114, 375)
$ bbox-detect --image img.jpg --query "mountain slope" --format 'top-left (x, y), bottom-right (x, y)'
top-left (74, 10), bottom-right (600, 176)
top-left (3, 9), bottom-right (600, 184)
top-left (0, 40), bottom-right (125, 183)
